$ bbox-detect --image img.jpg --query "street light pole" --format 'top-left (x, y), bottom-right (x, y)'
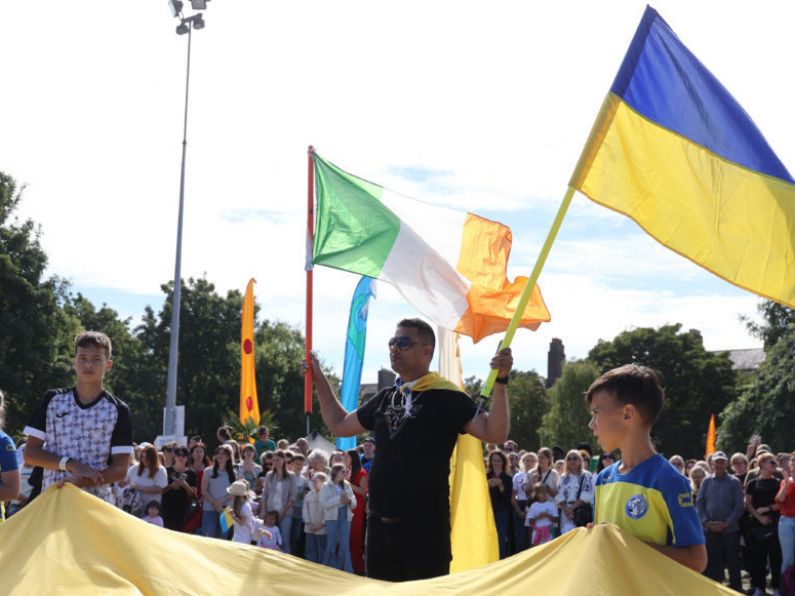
top-left (164, 6), bottom-right (205, 437)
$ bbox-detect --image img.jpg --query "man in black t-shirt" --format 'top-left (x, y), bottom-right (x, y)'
top-left (309, 317), bottom-right (513, 581)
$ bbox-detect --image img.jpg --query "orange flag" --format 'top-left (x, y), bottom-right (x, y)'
top-left (705, 414), bottom-right (716, 458)
top-left (240, 279), bottom-right (260, 426)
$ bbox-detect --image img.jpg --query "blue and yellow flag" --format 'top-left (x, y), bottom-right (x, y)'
top-left (572, 6), bottom-right (795, 308)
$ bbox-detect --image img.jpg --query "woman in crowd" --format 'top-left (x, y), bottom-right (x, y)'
top-left (596, 452), bottom-right (615, 474)
top-left (730, 452), bottom-right (749, 485)
top-left (320, 463), bottom-right (356, 572)
top-left (161, 443), bottom-right (177, 469)
top-left (668, 454), bottom-right (686, 476)
top-left (262, 449), bottom-right (297, 553)
top-left (183, 443), bottom-right (210, 533)
top-left (127, 444), bottom-right (168, 512)
top-left (529, 447), bottom-right (559, 499)
top-left (290, 453), bottom-right (309, 557)
top-left (487, 450), bottom-right (513, 559)
top-left (688, 465), bottom-right (707, 503)
top-left (507, 452), bottom-right (520, 476)
top-left (554, 459), bottom-right (565, 476)
top-left (329, 451), bottom-right (345, 468)
top-left (239, 444), bottom-right (262, 491)
top-left (746, 452), bottom-right (783, 596)
top-left (776, 452), bottom-right (795, 579)
top-left (302, 472), bottom-right (328, 563)
top-left (511, 451), bottom-right (538, 553)
top-left (556, 450), bottom-right (594, 534)
top-left (201, 445), bottom-right (236, 538)
top-left (345, 448), bottom-right (368, 574)
top-left (308, 450), bottom-right (329, 476)
top-left (161, 446), bottom-right (197, 531)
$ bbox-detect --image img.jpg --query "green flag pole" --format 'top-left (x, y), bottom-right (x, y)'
top-left (480, 185), bottom-right (576, 398)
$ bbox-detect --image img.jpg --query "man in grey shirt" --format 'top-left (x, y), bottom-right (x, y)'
top-left (697, 451), bottom-right (744, 590)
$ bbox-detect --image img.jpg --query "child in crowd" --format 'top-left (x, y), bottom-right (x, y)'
top-left (302, 473), bottom-right (328, 563)
top-left (258, 510), bottom-right (283, 551)
top-left (526, 483), bottom-right (557, 546)
top-left (228, 480), bottom-right (254, 544)
top-left (142, 501), bottom-right (164, 528)
top-left (587, 364), bottom-right (706, 572)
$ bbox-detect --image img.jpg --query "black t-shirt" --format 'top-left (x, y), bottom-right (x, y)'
top-left (161, 467), bottom-right (197, 531)
top-left (487, 471), bottom-right (513, 512)
top-left (356, 385), bottom-right (478, 522)
top-left (746, 476), bottom-right (781, 526)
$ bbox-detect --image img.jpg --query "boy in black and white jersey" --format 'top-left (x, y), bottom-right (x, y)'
top-left (24, 331), bottom-right (132, 503)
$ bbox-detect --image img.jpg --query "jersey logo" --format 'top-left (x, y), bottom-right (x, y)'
top-left (4, 444), bottom-right (13, 452)
top-left (625, 494), bottom-right (648, 520)
top-left (677, 492), bottom-right (694, 508)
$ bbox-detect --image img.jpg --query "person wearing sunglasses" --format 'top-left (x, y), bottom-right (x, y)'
top-left (308, 317), bottom-right (512, 582)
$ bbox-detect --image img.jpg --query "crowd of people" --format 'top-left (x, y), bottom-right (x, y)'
top-left (483, 437), bottom-right (795, 596)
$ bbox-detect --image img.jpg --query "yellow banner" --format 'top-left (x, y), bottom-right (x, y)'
top-left (240, 278), bottom-right (260, 426)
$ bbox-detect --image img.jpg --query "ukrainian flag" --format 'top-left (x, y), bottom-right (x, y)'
top-left (572, 6), bottom-right (795, 308)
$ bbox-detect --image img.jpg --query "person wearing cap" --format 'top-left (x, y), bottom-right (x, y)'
top-left (228, 479), bottom-right (255, 544)
top-left (309, 317), bottom-right (512, 581)
top-left (360, 437), bottom-right (375, 473)
top-left (697, 450), bottom-right (744, 591)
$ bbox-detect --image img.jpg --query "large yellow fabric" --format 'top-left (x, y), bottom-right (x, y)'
top-left (239, 278), bottom-right (260, 425)
top-left (572, 94), bottom-right (795, 308)
top-left (0, 485), bottom-right (736, 595)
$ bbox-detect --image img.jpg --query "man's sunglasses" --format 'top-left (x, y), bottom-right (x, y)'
top-left (388, 336), bottom-right (421, 350)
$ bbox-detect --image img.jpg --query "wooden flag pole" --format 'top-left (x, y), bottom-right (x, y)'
top-left (480, 185), bottom-right (576, 398)
top-left (305, 146), bottom-right (315, 433)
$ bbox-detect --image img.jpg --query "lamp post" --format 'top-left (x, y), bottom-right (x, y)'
top-left (164, 0), bottom-right (207, 437)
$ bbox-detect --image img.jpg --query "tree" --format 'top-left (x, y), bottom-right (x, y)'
top-left (719, 300), bottom-right (795, 453)
top-left (538, 360), bottom-right (599, 451)
top-left (588, 324), bottom-right (736, 458)
top-left (506, 370), bottom-right (549, 451)
top-left (0, 172), bottom-right (76, 434)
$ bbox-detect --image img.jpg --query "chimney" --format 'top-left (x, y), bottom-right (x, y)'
top-left (546, 338), bottom-right (565, 388)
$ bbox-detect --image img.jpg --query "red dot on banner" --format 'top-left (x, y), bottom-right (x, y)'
top-left (246, 396), bottom-right (253, 411)
top-left (243, 339), bottom-right (253, 354)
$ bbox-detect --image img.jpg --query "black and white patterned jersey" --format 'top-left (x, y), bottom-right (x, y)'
top-left (24, 387), bottom-right (133, 502)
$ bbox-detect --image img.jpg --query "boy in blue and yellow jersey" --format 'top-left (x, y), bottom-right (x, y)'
top-left (587, 365), bottom-right (706, 572)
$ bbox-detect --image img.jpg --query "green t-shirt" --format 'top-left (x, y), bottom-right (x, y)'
top-left (254, 438), bottom-right (277, 458)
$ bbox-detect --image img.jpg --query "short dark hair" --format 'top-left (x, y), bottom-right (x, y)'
top-left (396, 318), bottom-right (435, 355)
top-left (576, 442), bottom-right (593, 457)
top-left (586, 364), bottom-right (665, 426)
top-left (75, 331), bottom-right (112, 359)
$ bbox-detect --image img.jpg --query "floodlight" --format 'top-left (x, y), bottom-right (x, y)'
top-left (168, 0), bottom-right (183, 18)
top-left (193, 14), bottom-right (205, 30)
top-left (190, 0), bottom-right (208, 9)
top-left (176, 22), bottom-right (190, 35)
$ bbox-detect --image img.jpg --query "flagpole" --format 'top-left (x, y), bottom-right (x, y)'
top-left (481, 185), bottom-right (576, 398)
top-left (305, 145), bottom-right (315, 435)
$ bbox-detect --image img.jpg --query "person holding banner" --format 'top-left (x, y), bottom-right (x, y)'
top-left (308, 317), bottom-right (512, 581)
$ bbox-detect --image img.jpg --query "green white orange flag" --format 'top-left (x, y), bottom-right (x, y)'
top-left (239, 278), bottom-right (260, 426)
top-left (705, 414), bottom-right (716, 459)
top-left (312, 154), bottom-right (550, 342)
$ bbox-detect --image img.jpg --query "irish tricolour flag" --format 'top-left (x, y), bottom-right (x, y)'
top-left (312, 154), bottom-right (550, 343)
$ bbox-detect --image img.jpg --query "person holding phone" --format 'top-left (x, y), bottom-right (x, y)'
top-left (161, 446), bottom-right (197, 531)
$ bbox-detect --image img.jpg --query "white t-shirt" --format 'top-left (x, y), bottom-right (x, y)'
top-left (513, 471), bottom-right (530, 501)
top-left (526, 500), bottom-right (558, 528)
top-left (232, 502), bottom-right (254, 544)
top-left (556, 471), bottom-right (595, 533)
top-left (127, 465), bottom-right (168, 505)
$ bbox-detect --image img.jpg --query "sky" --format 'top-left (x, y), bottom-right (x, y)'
top-left (2, 1), bottom-right (793, 391)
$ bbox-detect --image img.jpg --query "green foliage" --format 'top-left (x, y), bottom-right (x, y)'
top-left (719, 301), bottom-right (795, 453)
top-left (588, 324), bottom-right (736, 457)
top-left (0, 172), bottom-right (76, 432)
top-left (538, 360), bottom-right (599, 450)
top-left (506, 370), bottom-right (549, 451)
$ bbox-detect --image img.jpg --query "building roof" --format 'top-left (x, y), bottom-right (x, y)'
top-left (719, 348), bottom-right (766, 371)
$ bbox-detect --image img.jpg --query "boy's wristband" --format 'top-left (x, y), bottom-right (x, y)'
top-left (495, 376), bottom-right (509, 385)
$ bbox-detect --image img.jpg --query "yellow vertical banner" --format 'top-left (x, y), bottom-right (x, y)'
top-left (240, 278), bottom-right (260, 426)
top-left (438, 327), bottom-right (499, 572)
top-left (705, 414), bottom-right (716, 458)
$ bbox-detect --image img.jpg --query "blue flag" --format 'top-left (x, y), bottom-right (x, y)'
top-left (336, 277), bottom-right (375, 451)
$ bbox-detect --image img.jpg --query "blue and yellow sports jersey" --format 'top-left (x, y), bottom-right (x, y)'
top-left (594, 454), bottom-right (704, 547)
top-left (0, 430), bottom-right (19, 522)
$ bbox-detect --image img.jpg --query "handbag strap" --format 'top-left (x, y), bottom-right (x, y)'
top-left (575, 473), bottom-right (586, 501)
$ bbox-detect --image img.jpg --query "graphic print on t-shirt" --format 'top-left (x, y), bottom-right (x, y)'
top-left (383, 386), bottom-right (423, 439)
